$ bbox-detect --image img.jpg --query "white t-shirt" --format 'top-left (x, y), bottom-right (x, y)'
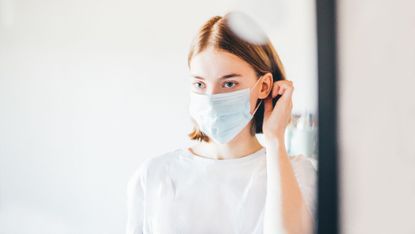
top-left (126, 147), bottom-right (317, 234)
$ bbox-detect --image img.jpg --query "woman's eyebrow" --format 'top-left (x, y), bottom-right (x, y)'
top-left (191, 73), bottom-right (242, 80)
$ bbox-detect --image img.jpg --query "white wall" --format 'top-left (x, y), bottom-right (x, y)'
top-left (0, 0), bottom-right (316, 233)
top-left (338, 0), bottom-right (415, 233)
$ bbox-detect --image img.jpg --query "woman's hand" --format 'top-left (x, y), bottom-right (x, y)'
top-left (262, 80), bottom-right (294, 141)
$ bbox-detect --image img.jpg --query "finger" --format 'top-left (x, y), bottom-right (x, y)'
top-left (282, 86), bottom-right (294, 99)
top-left (274, 80), bottom-right (293, 87)
top-left (272, 83), bottom-right (280, 98)
top-left (278, 85), bottom-right (286, 95)
top-left (276, 82), bottom-right (294, 98)
top-left (273, 81), bottom-right (292, 96)
top-left (272, 81), bottom-right (289, 97)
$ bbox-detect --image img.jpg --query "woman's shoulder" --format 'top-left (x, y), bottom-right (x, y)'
top-left (286, 154), bottom-right (318, 191)
top-left (287, 154), bottom-right (318, 220)
top-left (128, 148), bottom-right (184, 183)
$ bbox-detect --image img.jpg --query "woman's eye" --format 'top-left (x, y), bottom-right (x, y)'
top-left (192, 82), bottom-right (205, 89)
top-left (223, 81), bottom-right (238, 88)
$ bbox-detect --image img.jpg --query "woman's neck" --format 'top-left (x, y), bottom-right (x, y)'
top-left (189, 125), bottom-right (264, 160)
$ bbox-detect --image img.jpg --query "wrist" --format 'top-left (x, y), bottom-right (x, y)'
top-left (264, 135), bottom-right (285, 148)
top-left (264, 136), bottom-right (289, 161)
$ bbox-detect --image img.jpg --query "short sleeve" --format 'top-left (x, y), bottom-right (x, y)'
top-left (289, 154), bottom-right (318, 224)
top-left (126, 158), bottom-right (151, 234)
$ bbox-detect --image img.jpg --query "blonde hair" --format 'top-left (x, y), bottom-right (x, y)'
top-left (187, 11), bottom-right (287, 142)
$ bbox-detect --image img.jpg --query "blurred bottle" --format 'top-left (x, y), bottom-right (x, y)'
top-left (285, 110), bottom-right (318, 159)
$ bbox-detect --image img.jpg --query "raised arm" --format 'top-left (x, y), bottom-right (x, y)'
top-left (261, 79), bottom-right (314, 234)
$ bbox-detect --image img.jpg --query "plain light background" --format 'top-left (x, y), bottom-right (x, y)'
top-left (338, 0), bottom-right (415, 233)
top-left (0, 0), bottom-right (317, 233)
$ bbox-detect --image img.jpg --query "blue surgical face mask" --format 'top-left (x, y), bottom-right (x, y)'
top-left (188, 77), bottom-right (264, 144)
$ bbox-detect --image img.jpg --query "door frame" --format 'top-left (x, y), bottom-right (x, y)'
top-left (316, 0), bottom-right (339, 233)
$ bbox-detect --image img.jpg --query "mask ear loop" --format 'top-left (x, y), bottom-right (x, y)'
top-left (251, 75), bottom-right (265, 116)
top-left (252, 99), bottom-right (263, 116)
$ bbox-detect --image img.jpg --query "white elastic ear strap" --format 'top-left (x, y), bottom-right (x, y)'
top-left (252, 99), bottom-right (263, 115)
top-left (252, 76), bottom-right (264, 115)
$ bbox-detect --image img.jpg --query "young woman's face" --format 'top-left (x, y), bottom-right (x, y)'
top-left (189, 48), bottom-right (268, 113)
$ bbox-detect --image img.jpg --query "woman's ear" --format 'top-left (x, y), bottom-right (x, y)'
top-left (258, 72), bottom-right (273, 99)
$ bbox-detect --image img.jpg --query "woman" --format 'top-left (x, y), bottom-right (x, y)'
top-left (126, 11), bottom-right (317, 234)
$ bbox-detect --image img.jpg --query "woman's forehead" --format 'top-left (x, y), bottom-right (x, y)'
top-left (189, 49), bottom-right (255, 81)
